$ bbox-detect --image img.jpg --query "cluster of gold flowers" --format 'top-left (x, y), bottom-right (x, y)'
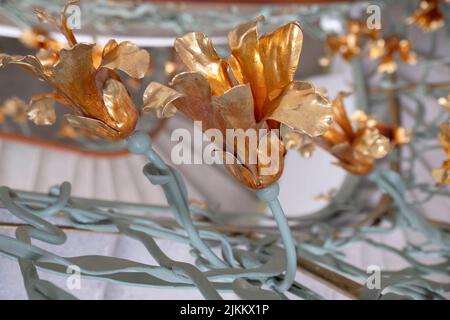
top-left (408, 0), bottom-right (450, 182)
top-left (325, 0), bottom-right (449, 73)
top-left (0, 2), bottom-right (420, 189)
top-left (406, 0), bottom-right (449, 32)
top-left (355, 0), bottom-right (448, 73)
top-left (320, 19), bottom-right (380, 66)
top-left (369, 36), bottom-right (417, 74)
top-left (0, 2), bottom-right (150, 140)
top-left (19, 26), bottom-right (63, 68)
top-left (284, 93), bottom-right (411, 175)
top-left (1, 4), bottom-right (336, 189)
top-left (322, 0), bottom-right (450, 74)
top-left (320, 18), bottom-right (418, 74)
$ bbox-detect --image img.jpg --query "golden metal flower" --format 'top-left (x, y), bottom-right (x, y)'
top-left (0, 2), bottom-right (150, 140)
top-left (312, 93), bottom-right (411, 175)
top-left (406, 0), bottom-right (448, 32)
top-left (0, 97), bottom-right (28, 124)
top-left (143, 18), bottom-right (332, 189)
top-left (320, 19), bottom-right (380, 66)
top-left (369, 36), bottom-right (417, 74)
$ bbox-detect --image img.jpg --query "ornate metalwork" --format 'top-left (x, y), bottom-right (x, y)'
top-left (0, 0), bottom-right (449, 300)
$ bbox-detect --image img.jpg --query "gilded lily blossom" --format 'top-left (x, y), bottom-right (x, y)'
top-left (0, 2), bottom-right (150, 140)
top-left (406, 0), bottom-right (448, 32)
top-left (0, 97), bottom-right (28, 124)
top-left (320, 19), bottom-right (380, 66)
top-left (311, 93), bottom-right (411, 175)
top-left (143, 18), bottom-right (333, 189)
top-left (369, 36), bottom-right (418, 74)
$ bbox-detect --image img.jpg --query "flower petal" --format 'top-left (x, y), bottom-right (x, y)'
top-left (211, 84), bottom-right (256, 130)
top-left (228, 17), bottom-right (267, 120)
top-left (256, 130), bottom-right (285, 181)
top-left (218, 150), bottom-right (259, 189)
top-left (174, 32), bottom-right (232, 96)
top-left (101, 40), bottom-right (150, 79)
top-left (0, 53), bottom-right (51, 80)
top-left (53, 43), bottom-right (108, 119)
top-left (171, 72), bottom-right (225, 132)
top-left (36, 48), bottom-right (60, 68)
top-left (33, 0), bottom-right (77, 47)
top-left (142, 82), bottom-right (183, 118)
top-left (28, 94), bottom-right (56, 125)
top-left (59, 0), bottom-right (78, 46)
top-left (328, 143), bottom-right (374, 176)
top-left (331, 92), bottom-right (354, 140)
top-left (33, 7), bottom-right (60, 31)
top-left (219, 132), bottom-right (285, 190)
top-left (65, 114), bottom-right (119, 140)
top-left (101, 78), bottom-right (138, 139)
top-left (258, 22), bottom-right (303, 102)
top-left (265, 81), bottom-right (333, 137)
top-left (353, 127), bottom-right (391, 160)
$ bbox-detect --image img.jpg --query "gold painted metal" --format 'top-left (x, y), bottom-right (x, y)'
top-left (369, 36), bottom-right (417, 74)
top-left (311, 93), bottom-right (410, 175)
top-left (320, 19), bottom-right (380, 67)
top-left (143, 17), bottom-right (332, 189)
top-left (0, 1), bottom-right (150, 140)
top-left (406, 0), bottom-right (449, 33)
